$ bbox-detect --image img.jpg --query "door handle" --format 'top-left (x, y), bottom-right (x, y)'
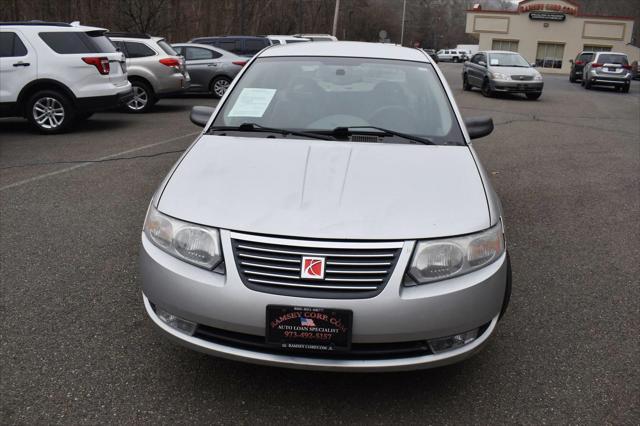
top-left (13, 62), bottom-right (30, 67)
top-left (207, 63), bottom-right (217, 67)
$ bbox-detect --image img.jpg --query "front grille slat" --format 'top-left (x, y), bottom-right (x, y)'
top-left (241, 261), bottom-right (300, 272)
top-left (247, 278), bottom-right (379, 291)
top-left (233, 237), bottom-right (402, 299)
top-left (326, 261), bottom-right (392, 266)
top-left (236, 244), bottom-right (395, 258)
top-left (325, 269), bottom-right (388, 274)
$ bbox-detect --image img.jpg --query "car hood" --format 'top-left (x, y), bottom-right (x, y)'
top-left (489, 66), bottom-right (538, 76)
top-left (158, 136), bottom-right (490, 240)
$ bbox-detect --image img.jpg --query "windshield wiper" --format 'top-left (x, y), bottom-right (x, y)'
top-left (208, 123), bottom-right (335, 141)
top-left (331, 126), bottom-right (434, 145)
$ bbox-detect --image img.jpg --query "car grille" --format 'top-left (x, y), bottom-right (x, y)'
top-left (511, 75), bottom-right (534, 81)
top-left (231, 237), bottom-right (403, 299)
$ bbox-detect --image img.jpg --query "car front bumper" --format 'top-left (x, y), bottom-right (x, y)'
top-left (139, 230), bottom-right (509, 372)
top-left (490, 80), bottom-right (543, 93)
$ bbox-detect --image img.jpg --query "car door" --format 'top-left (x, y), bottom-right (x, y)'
top-left (184, 46), bottom-right (221, 92)
top-left (468, 53), bottom-right (486, 86)
top-left (0, 30), bottom-right (37, 104)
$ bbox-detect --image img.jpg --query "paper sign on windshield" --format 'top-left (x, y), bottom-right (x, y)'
top-left (227, 88), bottom-right (277, 117)
top-left (490, 59), bottom-right (499, 65)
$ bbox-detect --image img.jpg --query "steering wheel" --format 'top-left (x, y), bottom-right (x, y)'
top-left (367, 105), bottom-right (414, 129)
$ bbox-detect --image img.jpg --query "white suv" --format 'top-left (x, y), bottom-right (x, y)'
top-left (436, 49), bottom-right (468, 63)
top-left (0, 21), bottom-right (132, 133)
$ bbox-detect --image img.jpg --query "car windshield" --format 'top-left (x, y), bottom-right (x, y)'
top-left (212, 56), bottom-right (463, 145)
top-left (488, 53), bottom-right (529, 67)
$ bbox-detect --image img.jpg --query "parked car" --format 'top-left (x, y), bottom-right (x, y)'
top-left (462, 50), bottom-right (543, 100)
top-left (140, 41), bottom-right (510, 372)
top-left (632, 60), bottom-right (640, 80)
top-left (266, 35), bottom-right (311, 45)
top-left (108, 32), bottom-right (190, 113)
top-left (582, 52), bottom-right (632, 92)
top-left (172, 43), bottom-right (246, 98)
top-left (569, 51), bottom-right (595, 83)
top-left (291, 34), bottom-right (338, 42)
top-left (422, 48), bottom-right (438, 63)
top-left (437, 49), bottom-right (468, 62)
top-left (189, 36), bottom-right (271, 57)
top-left (0, 21), bottom-right (132, 133)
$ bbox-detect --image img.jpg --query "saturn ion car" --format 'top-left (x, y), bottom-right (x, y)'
top-left (140, 41), bottom-right (511, 371)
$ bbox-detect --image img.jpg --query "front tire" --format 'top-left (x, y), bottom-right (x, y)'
top-left (526, 92), bottom-right (542, 100)
top-left (481, 79), bottom-right (493, 97)
top-left (463, 74), bottom-right (472, 91)
top-left (125, 80), bottom-right (156, 113)
top-left (26, 90), bottom-right (75, 134)
top-left (569, 73), bottom-right (577, 83)
top-left (452, 56), bottom-right (459, 63)
top-left (621, 84), bottom-right (630, 93)
top-left (210, 76), bottom-right (231, 99)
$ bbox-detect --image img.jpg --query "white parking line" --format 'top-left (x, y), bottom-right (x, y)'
top-left (0, 131), bottom-right (200, 192)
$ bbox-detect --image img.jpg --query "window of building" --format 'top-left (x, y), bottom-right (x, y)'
top-left (583, 45), bottom-right (611, 53)
top-left (492, 39), bottom-right (519, 52)
top-left (535, 42), bottom-right (564, 69)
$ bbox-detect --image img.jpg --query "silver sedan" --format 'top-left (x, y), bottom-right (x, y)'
top-left (172, 43), bottom-right (246, 98)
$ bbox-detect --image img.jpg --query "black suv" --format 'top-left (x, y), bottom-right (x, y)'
top-left (569, 51), bottom-right (595, 82)
top-left (188, 36), bottom-right (271, 57)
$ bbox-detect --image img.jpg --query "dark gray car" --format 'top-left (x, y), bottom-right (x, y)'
top-left (172, 43), bottom-right (246, 98)
top-left (462, 50), bottom-right (544, 100)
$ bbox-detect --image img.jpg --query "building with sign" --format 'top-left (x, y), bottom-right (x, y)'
top-left (465, 0), bottom-right (639, 74)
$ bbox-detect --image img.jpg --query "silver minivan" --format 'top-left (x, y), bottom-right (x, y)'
top-left (139, 42), bottom-right (511, 371)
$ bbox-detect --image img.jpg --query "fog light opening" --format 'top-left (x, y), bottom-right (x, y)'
top-left (428, 328), bottom-right (479, 354)
top-left (156, 306), bottom-right (197, 336)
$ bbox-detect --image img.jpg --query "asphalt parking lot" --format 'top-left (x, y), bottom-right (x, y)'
top-left (1, 63), bottom-right (639, 424)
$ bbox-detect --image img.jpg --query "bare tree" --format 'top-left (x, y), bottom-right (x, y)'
top-left (119, 0), bottom-right (169, 34)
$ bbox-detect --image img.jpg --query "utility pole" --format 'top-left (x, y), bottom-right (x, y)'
top-left (332, 0), bottom-right (340, 37)
top-left (400, 0), bottom-right (407, 46)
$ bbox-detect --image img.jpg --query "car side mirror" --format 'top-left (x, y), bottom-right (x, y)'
top-left (464, 116), bottom-right (494, 140)
top-left (530, 62), bottom-right (536, 67)
top-left (478, 61), bottom-right (486, 67)
top-left (190, 106), bottom-right (215, 127)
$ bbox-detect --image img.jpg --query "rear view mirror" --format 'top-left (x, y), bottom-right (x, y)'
top-left (190, 106), bottom-right (215, 127)
top-left (464, 116), bottom-right (494, 140)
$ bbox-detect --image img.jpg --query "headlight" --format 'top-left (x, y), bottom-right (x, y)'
top-left (143, 206), bottom-right (223, 270)
top-left (534, 74), bottom-right (543, 81)
top-left (491, 72), bottom-right (510, 81)
top-left (407, 223), bottom-right (505, 285)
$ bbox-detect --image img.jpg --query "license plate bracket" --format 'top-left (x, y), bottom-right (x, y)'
top-left (266, 305), bottom-right (352, 352)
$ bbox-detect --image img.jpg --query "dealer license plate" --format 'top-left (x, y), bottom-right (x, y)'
top-left (266, 305), bottom-right (352, 352)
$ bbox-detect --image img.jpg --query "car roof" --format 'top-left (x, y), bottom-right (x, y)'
top-left (259, 41), bottom-right (430, 62)
top-left (482, 50), bottom-right (520, 54)
top-left (595, 51), bottom-right (626, 55)
top-left (0, 22), bottom-right (106, 32)
top-left (172, 42), bottom-right (239, 56)
top-left (193, 35), bottom-right (267, 40)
